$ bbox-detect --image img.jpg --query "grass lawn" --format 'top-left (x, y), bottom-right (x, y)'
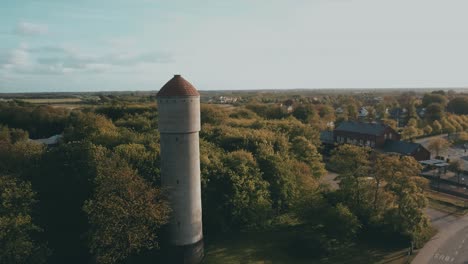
top-left (426, 191), bottom-right (468, 216)
top-left (203, 226), bottom-right (413, 264)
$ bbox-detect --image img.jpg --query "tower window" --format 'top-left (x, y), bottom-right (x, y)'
top-left (176, 180), bottom-right (179, 184)
top-left (175, 137), bottom-right (178, 142)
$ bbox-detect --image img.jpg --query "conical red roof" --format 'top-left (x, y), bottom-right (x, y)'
top-left (157, 75), bottom-right (200, 97)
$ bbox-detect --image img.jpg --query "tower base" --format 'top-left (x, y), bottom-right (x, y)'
top-left (162, 239), bottom-right (204, 264)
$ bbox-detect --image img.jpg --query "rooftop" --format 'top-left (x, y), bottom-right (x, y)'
top-left (156, 74), bottom-right (200, 97)
top-left (335, 121), bottom-right (389, 136)
top-left (383, 140), bottom-right (422, 155)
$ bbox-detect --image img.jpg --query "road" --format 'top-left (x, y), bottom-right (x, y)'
top-left (413, 209), bottom-right (468, 264)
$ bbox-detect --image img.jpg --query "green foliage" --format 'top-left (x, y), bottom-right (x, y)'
top-left (447, 96), bottom-right (468, 115)
top-left (114, 143), bottom-right (160, 184)
top-left (329, 146), bottom-right (430, 246)
top-left (292, 104), bottom-right (318, 123)
top-left (324, 203), bottom-right (361, 242)
top-left (257, 151), bottom-right (298, 212)
top-left (0, 140), bottom-right (45, 177)
top-left (246, 104), bottom-right (288, 120)
top-left (228, 108), bottom-right (259, 119)
top-left (425, 103), bottom-right (445, 122)
top-left (83, 156), bottom-right (170, 264)
top-left (95, 104), bottom-right (155, 120)
top-left (201, 104), bottom-right (229, 125)
top-left (423, 124), bottom-right (433, 135)
top-left (427, 138), bottom-right (450, 156)
top-left (432, 120), bottom-right (443, 134)
top-left (0, 175), bottom-right (48, 264)
top-left (0, 125), bottom-right (29, 143)
top-left (422, 93), bottom-right (447, 107)
top-left (64, 112), bottom-right (120, 147)
top-left (222, 150), bottom-right (273, 228)
top-left (291, 136), bottom-right (326, 179)
top-left (0, 102), bottom-right (69, 138)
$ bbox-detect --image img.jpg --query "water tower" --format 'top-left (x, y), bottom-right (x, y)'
top-left (157, 74), bottom-right (204, 263)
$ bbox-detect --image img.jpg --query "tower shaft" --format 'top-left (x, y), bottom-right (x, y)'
top-left (157, 75), bottom-right (204, 264)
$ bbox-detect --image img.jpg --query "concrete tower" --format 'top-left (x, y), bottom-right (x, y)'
top-left (156, 75), bottom-right (203, 264)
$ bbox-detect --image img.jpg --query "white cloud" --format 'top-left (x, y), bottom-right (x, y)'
top-left (0, 43), bottom-right (173, 76)
top-left (15, 22), bottom-right (49, 36)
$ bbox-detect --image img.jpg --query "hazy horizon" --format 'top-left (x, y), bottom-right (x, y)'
top-left (2, 1), bottom-right (468, 93)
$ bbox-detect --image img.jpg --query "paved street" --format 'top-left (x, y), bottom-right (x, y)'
top-left (413, 209), bottom-right (468, 264)
top-left (429, 225), bottom-right (468, 263)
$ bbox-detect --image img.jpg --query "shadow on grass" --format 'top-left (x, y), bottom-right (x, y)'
top-left (203, 225), bottom-right (408, 264)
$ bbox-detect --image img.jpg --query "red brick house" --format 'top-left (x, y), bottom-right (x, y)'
top-left (333, 121), bottom-right (400, 148)
top-left (321, 121), bottom-right (430, 161)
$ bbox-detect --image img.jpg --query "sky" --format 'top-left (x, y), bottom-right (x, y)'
top-left (1, 0), bottom-right (468, 92)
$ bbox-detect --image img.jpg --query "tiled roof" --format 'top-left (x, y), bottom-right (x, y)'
top-left (156, 75), bottom-right (200, 97)
top-left (383, 140), bottom-right (422, 155)
top-left (335, 121), bottom-right (388, 136)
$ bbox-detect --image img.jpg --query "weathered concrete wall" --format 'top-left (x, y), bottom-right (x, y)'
top-left (160, 132), bottom-right (203, 245)
top-left (158, 95), bottom-right (203, 247)
top-left (158, 97), bottom-right (200, 133)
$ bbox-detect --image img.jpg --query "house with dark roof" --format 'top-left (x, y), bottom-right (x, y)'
top-left (333, 121), bottom-right (400, 148)
top-left (383, 140), bottom-right (430, 161)
top-left (321, 121), bottom-right (430, 161)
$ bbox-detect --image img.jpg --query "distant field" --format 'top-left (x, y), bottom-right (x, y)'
top-left (21, 98), bottom-right (83, 104)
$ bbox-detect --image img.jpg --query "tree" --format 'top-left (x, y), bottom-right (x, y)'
top-left (382, 157), bottom-right (429, 247)
top-left (83, 157), bottom-right (170, 264)
top-left (449, 160), bottom-right (463, 184)
top-left (323, 203), bottom-right (361, 243)
top-left (447, 97), bottom-right (468, 115)
top-left (0, 140), bottom-right (44, 178)
top-left (292, 104), bottom-right (318, 124)
top-left (382, 119), bottom-right (398, 130)
top-left (422, 93), bottom-right (447, 107)
top-left (64, 112), bottom-right (120, 147)
top-left (114, 143), bottom-right (161, 184)
top-left (432, 120), bottom-right (443, 134)
top-left (318, 105), bottom-right (335, 122)
top-left (221, 150), bottom-right (272, 228)
top-left (423, 125), bottom-right (433, 135)
top-left (329, 145), bottom-right (370, 214)
top-left (0, 175), bottom-right (48, 264)
top-left (257, 152), bottom-right (298, 212)
top-left (370, 154), bottom-right (400, 213)
top-left (427, 138), bottom-right (450, 157)
top-left (201, 104), bottom-right (228, 125)
top-left (441, 118), bottom-right (456, 134)
top-left (425, 103), bottom-right (445, 122)
top-left (402, 126), bottom-right (419, 141)
top-left (291, 136), bottom-right (326, 179)
top-left (346, 104), bottom-right (358, 120)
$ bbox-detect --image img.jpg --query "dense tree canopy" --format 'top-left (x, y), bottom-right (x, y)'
top-left (83, 157), bottom-right (170, 264)
top-left (2, 89), bottom-right (467, 262)
top-left (447, 96), bottom-right (468, 115)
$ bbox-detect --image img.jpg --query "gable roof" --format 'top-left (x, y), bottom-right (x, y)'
top-left (334, 121), bottom-right (389, 136)
top-left (383, 140), bottom-right (423, 155)
top-left (156, 74), bottom-right (200, 97)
